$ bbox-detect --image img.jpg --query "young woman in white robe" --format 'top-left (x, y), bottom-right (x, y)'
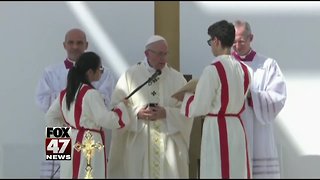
top-left (45, 52), bottom-right (129, 179)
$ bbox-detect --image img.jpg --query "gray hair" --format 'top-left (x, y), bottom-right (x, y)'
top-left (234, 20), bottom-right (252, 37)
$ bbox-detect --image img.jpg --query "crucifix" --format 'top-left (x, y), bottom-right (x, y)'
top-left (74, 130), bottom-right (104, 179)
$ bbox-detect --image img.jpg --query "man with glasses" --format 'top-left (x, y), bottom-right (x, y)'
top-left (232, 20), bottom-right (287, 179)
top-left (178, 20), bottom-right (252, 178)
top-left (35, 28), bottom-right (116, 179)
top-left (108, 35), bottom-right (194, 178)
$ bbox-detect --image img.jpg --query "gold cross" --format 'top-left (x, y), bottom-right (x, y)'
top-left (74, 130), bottom-right (104, 179)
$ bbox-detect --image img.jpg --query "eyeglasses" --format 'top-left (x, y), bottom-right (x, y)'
top-left (148, 49), bottom-right (169, 58)
top-left (207, 38), bottom-right (212, 46)
top-left (99, 65), bottom-right (104, 73)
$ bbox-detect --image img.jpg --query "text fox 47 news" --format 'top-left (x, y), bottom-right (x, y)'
top-left (45, 127), bottom-right (72, 160)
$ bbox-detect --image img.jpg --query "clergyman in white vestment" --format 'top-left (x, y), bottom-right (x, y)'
top-left (107, 35), bottom-right (194, 178)
top-left (232, 20), bottom-right (287, 179)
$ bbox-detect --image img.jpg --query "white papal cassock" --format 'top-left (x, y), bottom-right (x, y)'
top-left (46, 84), bottom-right (129, 178)
top-left (181, 55), bottom-right (252, 179)
top-left (35, 59), bottom-right (116, 178)
top-left (233, 50), bottom-right (287, 178)
top-left (107, 60), bottom-right (194, 178)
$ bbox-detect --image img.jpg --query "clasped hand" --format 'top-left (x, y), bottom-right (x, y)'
top-left (137, 104), bottom-right (166, 121)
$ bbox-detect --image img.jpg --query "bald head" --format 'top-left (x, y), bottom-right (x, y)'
top-left (63, 28), bottom-right (88, 61)
top-left (65, 28), bottom-right (87, 42)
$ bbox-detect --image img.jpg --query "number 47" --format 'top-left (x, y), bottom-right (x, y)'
top-left (47, 139), bottom-right (70, 153)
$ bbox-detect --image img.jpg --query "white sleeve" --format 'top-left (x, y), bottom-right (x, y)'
top-left (165, 104), bottom-right (194, 146)
top-left (181, 66), bottom-right (219, 118)
top-left (45, 95), bottom-right (65, 127)
top-left (35, 69), bottom-right (59, 113)
top-left (251, 59), bottom-right (287, 125)
top-left (110, 73), bottom-right (130, 108)
top-left (86, 90), bottom-right (130, 129)
top-left (164, 74), bottom-right (194, 145)
top-left (110, 73), bottom-right (140, 131)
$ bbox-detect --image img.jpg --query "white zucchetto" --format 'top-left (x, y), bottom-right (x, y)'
top-left (145, 35), bottom-right (166, 48)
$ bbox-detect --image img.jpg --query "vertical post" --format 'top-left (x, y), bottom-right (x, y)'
top-left (154, 1), bottom-right (180, 71)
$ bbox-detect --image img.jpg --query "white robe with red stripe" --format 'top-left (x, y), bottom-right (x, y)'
top-left (45, 84), bottom-right (129, 179)
top-left (107, 62), bottom-right (193, 178)
top-left (35, 59), bottom-right (117, 178)
top-left (181, 55), bottom-right (252, 178)
top-left (237, 51), bottom-right (287, 178)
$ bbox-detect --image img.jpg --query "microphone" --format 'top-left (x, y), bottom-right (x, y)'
top-left (151, 69), bottom-right (162, 81)
top-left (125, 69), bottom-right (162, 100)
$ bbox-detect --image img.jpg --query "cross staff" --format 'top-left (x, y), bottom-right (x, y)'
top-left (74, 130), bottom-right (104, 179)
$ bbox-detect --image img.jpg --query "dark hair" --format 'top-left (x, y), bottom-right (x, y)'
top-left (66, 51), bottom-right (101, 110)
top-left (208, 20), bottom-right (235, 49)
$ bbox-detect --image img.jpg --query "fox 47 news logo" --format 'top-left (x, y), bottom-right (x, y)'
top-left (46, 127), bottom-right (72, 160)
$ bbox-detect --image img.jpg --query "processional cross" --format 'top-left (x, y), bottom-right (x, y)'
top-left (74, 130), bottom-right (104, 179)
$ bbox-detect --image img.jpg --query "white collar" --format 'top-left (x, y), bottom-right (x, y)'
top-left (143, 57), bottom-right (156, 74)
